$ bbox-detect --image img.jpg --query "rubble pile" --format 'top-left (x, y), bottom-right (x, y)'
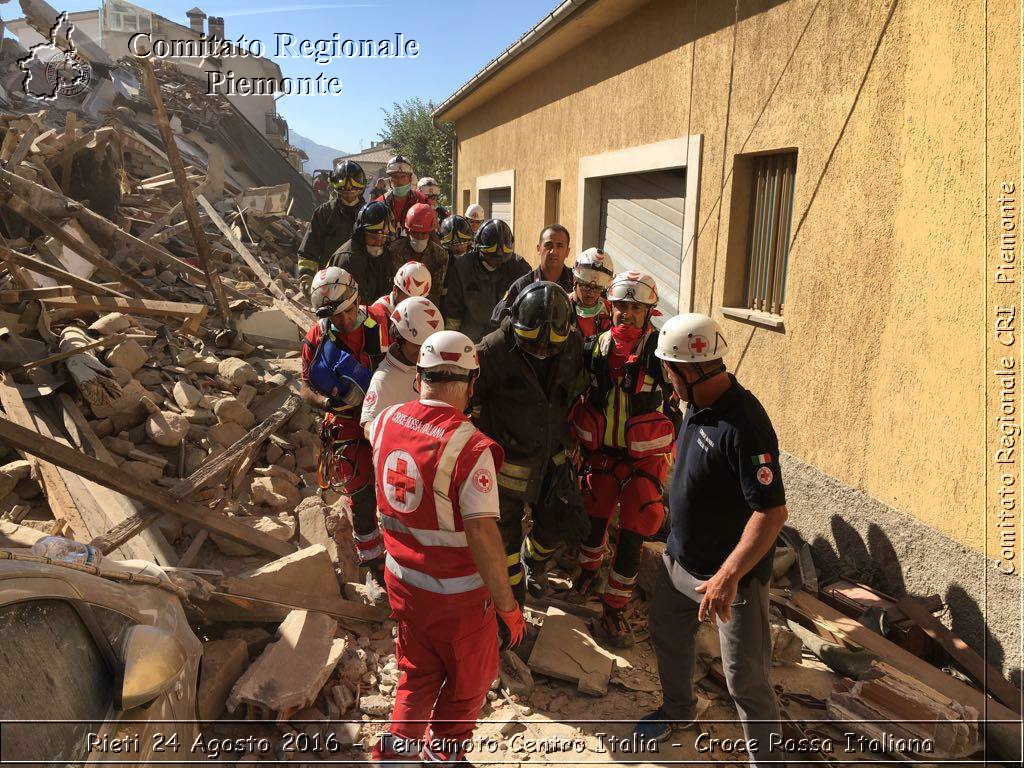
top-left (0, 13), bottom-right (1018, 766)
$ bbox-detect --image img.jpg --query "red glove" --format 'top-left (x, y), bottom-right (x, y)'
top-left (496, 604), bottom-right (526, 648)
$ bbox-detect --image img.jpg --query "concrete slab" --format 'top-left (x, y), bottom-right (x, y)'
top-left (227, 609), bottom-right (346, 719)
top-left (527, 607), bottom-right (615, 696)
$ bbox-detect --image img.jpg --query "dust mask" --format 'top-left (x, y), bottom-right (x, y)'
top-left (410, 237), bottom-right (429, 253)
top-left (393, 183), bottom-right (412, 197)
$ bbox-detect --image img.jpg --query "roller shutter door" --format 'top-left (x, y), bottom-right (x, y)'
top-left (599, 169), bottom-right (685, 315)
top-left (488, 187), bottom-right (512, 226)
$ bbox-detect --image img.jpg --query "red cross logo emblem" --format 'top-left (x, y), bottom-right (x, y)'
top-left (473, 469), bottom-right (493, 493)
top-left (383, 450), bottom-right (423, 512)
top-left (387, 458), bottom-right (416, 503)
top-left (689, 335), bottom-right (708, 354)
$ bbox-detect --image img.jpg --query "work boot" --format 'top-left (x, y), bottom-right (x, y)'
top-left (566, 567), bottom-right (601, 603)
top-left (598, 603), bottom-right (635, 648)
top-left (523, 556), bottom-right (552, 599)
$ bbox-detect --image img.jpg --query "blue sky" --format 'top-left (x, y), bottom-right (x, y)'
top-left (1, 0), bottom-right (557, 152)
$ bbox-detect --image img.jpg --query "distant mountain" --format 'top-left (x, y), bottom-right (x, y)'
top-left (290, 131), bottom-right (346, 174)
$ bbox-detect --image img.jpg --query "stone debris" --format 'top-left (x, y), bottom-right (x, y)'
top-left (227, 610), bottom-right (346, 720)
top-left (197, 638), bottom-right (249, 720)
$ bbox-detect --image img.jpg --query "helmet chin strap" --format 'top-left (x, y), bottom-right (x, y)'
top-left (676, 360), bottom-right (726, 406)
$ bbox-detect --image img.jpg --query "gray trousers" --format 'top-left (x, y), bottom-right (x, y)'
top-left (650, 558), bottom-right (784, 767)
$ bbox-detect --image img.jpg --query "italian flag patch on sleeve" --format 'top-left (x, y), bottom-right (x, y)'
top-left (751, 453), bottom-right (772, 466)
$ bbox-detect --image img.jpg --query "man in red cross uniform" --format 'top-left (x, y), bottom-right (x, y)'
top-left (570, 271), bottom-right (678, 647)
top-left (368, 330), bottom-right (526, 765)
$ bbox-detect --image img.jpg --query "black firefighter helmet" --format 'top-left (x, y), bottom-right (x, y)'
top-left (511, 281), bottom-right (572, 359)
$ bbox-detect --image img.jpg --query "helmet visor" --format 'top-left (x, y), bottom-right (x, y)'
top-left (608, 280), bottom-right (657, 305)
top-left (333, 177), bottom-right (366, 191)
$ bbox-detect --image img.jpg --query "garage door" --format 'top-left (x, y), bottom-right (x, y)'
top-left (599, 169), bottom-right (685, 316)
top-left (488, 187), bottom-right (512, 226)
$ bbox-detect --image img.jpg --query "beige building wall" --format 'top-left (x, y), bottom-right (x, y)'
top-left (451, 0), bottom-right (993, 557)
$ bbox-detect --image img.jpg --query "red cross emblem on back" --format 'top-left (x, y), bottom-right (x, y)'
top-left (387, 457), bottom-right (416, 503)
top-left (689, 335), bottom-right (708, 354)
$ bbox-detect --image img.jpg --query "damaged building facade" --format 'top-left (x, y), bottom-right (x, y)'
top-left (435, 0), bottom-right (1022, 676)
top-left (4, 0), bottom-right (308, 173)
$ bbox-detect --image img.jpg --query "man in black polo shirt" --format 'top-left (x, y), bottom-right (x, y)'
top-left (490, 224), bottom-right (575, 325)
top-left (635, 312), bottom-right (787, 767)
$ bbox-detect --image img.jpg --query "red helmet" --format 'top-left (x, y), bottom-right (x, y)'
top-left (405, 203), bottom-right (437, 235)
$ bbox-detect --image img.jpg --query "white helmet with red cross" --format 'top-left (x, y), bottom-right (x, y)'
top-left (655, 313), bottom-right (728, 364)
top-left (391, 296), bottom-right (442, 344)
top-left (607, 270), bottom-right (658, 306)
top-left (310, 266), bottom-right (358, 318)
top-left (417, 330), bottom-right (479, 372)
top-left (573, 247), bottom-right (615, 289)
top-left (394, 261), bottom-right (432, 298)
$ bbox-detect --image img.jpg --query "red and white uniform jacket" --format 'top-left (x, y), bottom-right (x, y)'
top-left (367, 294), bottom-right (396, 348)
top-left (369, 399), bottom-right (504, 611)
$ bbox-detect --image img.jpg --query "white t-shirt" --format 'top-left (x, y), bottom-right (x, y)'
top-left (360, 349), bottom-right (418, 428)
top-left (368, 399), bottom-right (499, 520)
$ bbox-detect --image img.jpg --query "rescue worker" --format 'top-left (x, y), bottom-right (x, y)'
top-left (571, 247), bottom-right (615, 338)
top-left (297, 161), bottom-right (366, 292)
top-left (442, 219), bottom-right (530, 341)
top-left (300, 267), bottom-right (387, 589)
top-left (331, 201), bottom-right (400, 307)
top-left (366, 261), bottom-right (432, 347)
top-left (491, 224), bottom-right (574, 324)
top-left (569, 271), bottom-right (677, 647)
top-left (376, 155), bottom-right (427, 236)
top-left (636, 313), bottom-right (786, 766)
top-left (474, 282), bottom-right (586, 605)
top-left (439, 214), bottom-right (474, 260)
top-left (464, 203), bottom-right (485, 235)
top-left (360, 295), bottom-right (443, 436)
top-left (369, 330), bottom-right (526, 765)
top-left (386, 203), bottom-right (449, 308)
top-left (417, 176), bottom-right (448, 227)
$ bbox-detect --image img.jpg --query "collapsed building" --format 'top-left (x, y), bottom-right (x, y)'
top-left (0, 0), bottom-right (1019, 764)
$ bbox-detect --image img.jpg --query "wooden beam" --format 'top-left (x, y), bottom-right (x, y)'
top-left (88, 396), bottom-right (300, 552)
top-left (0, 246), bottom-right (130, 299)
top-left (897, 597), bottom-right (1021, 714)
top-left (58, 394), bottom-right (175, 566)
top-left (60, 112), bottom-right (76, 192)
top-left (0, 412), bottom-right (294, 557)
top-left (44, 126), bottom-right (117, 173)
top-left (0, 164), bottom-right (233, 295)
top-left (216, 576), bottom-right (389, 624)
top-left (197, 194), bottom-right (315, 331)
top-left (138, 59), bottom-right (232, 330)
top-left (2, 191), bottom-right (160, 300)
top-left (41, 295), bottom-right (208, 330)
top-left (0, 377), bottom-right (92, 540)
top-left (6, 332), bottom-right (127, 375)
top-left (0, 286), bottom-right (73, 303)
top-left (8, 120), bottom-right (41, 168)
top-left (173, 395), bottom-right (301, 497)
top-left (786, 590), bottom-right (1020, 754)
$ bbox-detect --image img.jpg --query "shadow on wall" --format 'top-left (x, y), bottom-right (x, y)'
top-left (786, 517), bottom-right (1022, 689)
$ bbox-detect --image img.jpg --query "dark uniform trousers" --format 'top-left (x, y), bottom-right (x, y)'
top-left (475, 321), bottom-right (584, 606)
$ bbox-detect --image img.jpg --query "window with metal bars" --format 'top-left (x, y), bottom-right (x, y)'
top-left (744, 153), bottom-right (796, 315)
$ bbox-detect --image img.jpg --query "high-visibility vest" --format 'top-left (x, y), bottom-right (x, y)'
top-left (371, 400), bottom-right (503, 600)
top-left (367, 295), bottom-right (395, 348)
